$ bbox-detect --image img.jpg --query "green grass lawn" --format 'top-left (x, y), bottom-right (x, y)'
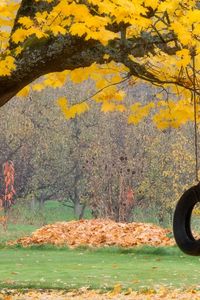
top-left (0, 202), bottom-right (200, 291)
top-left (0, 246), bottom-right (200, 290)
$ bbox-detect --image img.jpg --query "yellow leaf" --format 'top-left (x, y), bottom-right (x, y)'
top-left (12, 28), bottom-right (27, 43)
top-left (70, 23), bottom-right (88, 37)
top-left (116, 104), bottom-right (126, 112)
top-left (57, 96), bottom-right (68, 109)
top-left (176, 49), bottom-right (191, 67)
top-left (17, 86), bottom-right (30, 97)
top-left (128, 103), bottom-right (154, 124)
top-left (57, 97), bottom-right (89, 119)
top-left (115, 90), bottom-right (126, 101)
top-left (28, 28), bottom-right (48, 39)
top-left (124, 287), bottom-right (132, 295)
top-left (144, 0), bottom-right (158, 9)
top-left (70, 68), bottom-right (90, 83)
top-left (15, 46), bottom-right (23, 56)
top-left (51, 25), bottom-right (66, 36)
top-left (18, 16), bottom-right (34, 29)
top-left (0, 56), bottom-right (15, 76)
top-left (32, 83), bottom-right (45, 91)
top-left (101, 102), bottom-right (116, 112)
top-left (103, 54), bottom-right (110, 60)
top-left (109, 284), bottom-right (122, 296)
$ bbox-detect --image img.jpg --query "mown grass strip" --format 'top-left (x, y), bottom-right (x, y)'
top-left (0, 246), bottom-right (200, 290)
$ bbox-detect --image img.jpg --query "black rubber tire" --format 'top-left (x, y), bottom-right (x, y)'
top-left (173, 183), bottom-right (200, 255)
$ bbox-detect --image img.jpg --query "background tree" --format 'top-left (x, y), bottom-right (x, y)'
top-left (0, 78), bottom-right (196, 224)
top-left (1, 0), bottom-right (200, 224)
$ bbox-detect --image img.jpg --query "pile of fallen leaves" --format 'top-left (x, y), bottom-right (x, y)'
top-left (9, 219), bottom-right (174, 248)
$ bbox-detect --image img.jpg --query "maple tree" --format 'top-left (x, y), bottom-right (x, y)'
top-left (0, 0), bottom-right (200, 128)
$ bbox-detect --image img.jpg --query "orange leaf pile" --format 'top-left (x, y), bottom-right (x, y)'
top-left (9, 219), bottom-right (174, 248)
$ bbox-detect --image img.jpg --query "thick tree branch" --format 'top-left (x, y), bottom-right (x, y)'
top-left (0, 0), bottom-right (190, 107)
top-left (0, 36), bottom-right (105, 107)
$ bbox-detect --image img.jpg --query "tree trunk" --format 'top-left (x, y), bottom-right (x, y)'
top-left (74, 202), bottom-right (86, 220)
top-left (38, 196), bottom-right (45, 210)
top-left (30, 198), bottom-right (37, 211)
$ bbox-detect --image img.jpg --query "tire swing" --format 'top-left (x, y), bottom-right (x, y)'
top-left (173, 50), bottom-right (200, 255)
top-left (173, 183), bottom-right (200, 255)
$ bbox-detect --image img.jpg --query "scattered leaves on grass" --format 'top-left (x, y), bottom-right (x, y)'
top-left (108, 283), bottom-right (122, 296)
top-left (1, 288), bottom-right (200, 299)
top-left (8, 219), bottom-right (174, 248)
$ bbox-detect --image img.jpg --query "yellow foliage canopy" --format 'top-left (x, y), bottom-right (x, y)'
top-left (1, 0), bottom-right (200, 128)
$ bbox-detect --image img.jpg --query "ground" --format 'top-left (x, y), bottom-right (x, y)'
top-left (0, 204), bottom-right (199, 299)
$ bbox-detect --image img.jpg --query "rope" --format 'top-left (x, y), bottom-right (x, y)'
top-left (192, 48), bottom-right (199, 182)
